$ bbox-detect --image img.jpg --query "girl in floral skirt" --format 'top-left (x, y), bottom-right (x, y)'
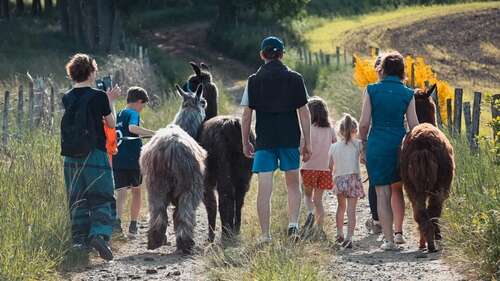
top-left (329, 114), bottom-right (365, 249)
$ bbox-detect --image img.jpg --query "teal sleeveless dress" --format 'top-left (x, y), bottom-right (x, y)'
top-left (366, 76), bottom-right (414, 186)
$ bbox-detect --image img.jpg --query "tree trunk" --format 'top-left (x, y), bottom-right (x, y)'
top-left (32, 0), bottom-right (42, 16)
top-left (15, 0), bottom-right (24, 16)
top-left (59, 0), bottom-right (69, 35)
top-left (216, 0), bottom-right (237, 24)
top-left (82, 0), bottom-right (98, 50)
top-left (44, 0), bottom-right (53, 14)
top-left (97, 0), bottom-right (115, 52)
top-left (0, 0), bottom-right (9, 19)
top-left (68, 0), bottom-right (83, 46)
top-left (110, 8), bottom-right (124, 52)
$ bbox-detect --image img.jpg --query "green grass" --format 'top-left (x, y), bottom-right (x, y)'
top-left (303, 2), bottom-right (500, 52)
top-left (207, 175), bottom-right (334, 281)
top-left (442, 137), bottom-right (500, 280)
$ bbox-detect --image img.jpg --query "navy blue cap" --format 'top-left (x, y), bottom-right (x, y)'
top-left (261, 36), bottom-right (284, 52)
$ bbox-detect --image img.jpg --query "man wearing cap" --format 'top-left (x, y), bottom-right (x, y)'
top-left (241, 36), bottom-right (312, 242)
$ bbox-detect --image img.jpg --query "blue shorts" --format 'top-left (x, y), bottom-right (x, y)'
top-left (252, 148), bottom-right (300, 173)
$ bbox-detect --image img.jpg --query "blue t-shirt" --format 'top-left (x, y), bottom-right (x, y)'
top-left (112, 108), bottom-right (141, 171)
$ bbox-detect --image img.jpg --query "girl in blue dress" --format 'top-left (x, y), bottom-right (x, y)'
top-left (359, 51), bottom-right (419, 250)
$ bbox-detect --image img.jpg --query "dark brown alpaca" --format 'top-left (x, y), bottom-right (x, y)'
top-left (400, 84), bottom-right (455, 252)
top-left (187, 62), bottom-right (255, 241)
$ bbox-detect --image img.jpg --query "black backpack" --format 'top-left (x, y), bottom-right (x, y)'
top-left (60, 90), bottom-right (97, 157)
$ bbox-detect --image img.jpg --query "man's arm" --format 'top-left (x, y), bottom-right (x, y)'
top-left (298, 104), bottom-right (312, 162)
top-left (129, 125), bottom-right (156, 137)
top-left (241, 106), bottom-right (254, 158)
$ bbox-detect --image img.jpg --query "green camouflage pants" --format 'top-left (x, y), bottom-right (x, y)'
top-left (64, 149), bottom-right (116, 243)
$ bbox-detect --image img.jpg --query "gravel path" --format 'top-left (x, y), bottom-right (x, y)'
top-left (323, 170), bottom-right (466, 281)
top-left (68, 205), bottom-right (209, 281)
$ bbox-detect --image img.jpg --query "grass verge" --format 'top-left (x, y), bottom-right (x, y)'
top-left (207, 175), bottom-right (335, 281)
top-left (442, 137), bottom-right (500, 280)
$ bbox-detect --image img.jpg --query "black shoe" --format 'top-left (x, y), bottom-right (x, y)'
top-left (303, 213), bottom-right (315, 231)
top-left (113, 219), bottom-right (123, 234)
top-left (287, 226), bottom-right (300, 242)
top-left (129, 221), bottom-right (138, 237)
top-left (90, 236), bottom-right (114, 261)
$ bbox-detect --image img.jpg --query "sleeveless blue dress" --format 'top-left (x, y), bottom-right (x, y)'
top-left (366, 76), bottom-right (414, 186)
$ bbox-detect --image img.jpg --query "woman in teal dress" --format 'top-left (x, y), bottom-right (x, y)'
top-left (359, 51), bottom-right (419, 250)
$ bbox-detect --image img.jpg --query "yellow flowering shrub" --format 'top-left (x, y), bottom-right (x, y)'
top-left (354, 54), bottom-right (453, 123)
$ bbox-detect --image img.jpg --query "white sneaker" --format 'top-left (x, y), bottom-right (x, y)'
top-left (257, 236), bottom-right (272, 245)
top-left (394, 233), bottom-right (406, 244)
top-left (380, 240), bottom-right (399, 251)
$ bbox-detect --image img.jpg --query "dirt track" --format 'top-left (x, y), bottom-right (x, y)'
top-left (344, 7), bottom-right (500, 91)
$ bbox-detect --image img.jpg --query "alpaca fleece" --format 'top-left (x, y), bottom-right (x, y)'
top-left (400, 85), bottom-right (454, 252)
top-left (199, 116), bottom-right (254, 241)
top-left (140, 85), bottom-right (207, 254)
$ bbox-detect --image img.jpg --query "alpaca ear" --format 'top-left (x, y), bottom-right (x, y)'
top-left (200, 63), bottom-right (209, 71)
top-left (189, 61), bottom-right (201, 76)
top-left (427, 84), bottom-right (437, 98)
top-left (175, 84), bottom-right (188, 99)
top-left (195, 85), bottom-right (203, 98)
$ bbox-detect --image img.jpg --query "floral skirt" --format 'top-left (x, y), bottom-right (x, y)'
top-left (333, 173), bottom-right (365, 198)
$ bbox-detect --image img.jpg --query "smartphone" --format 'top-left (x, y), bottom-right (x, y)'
top-left (96, 76), bottom-right (113, 91)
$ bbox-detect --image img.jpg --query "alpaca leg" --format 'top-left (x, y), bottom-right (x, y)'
top-left (410, 195), bottom-right (432, 251)
top-left (426, 194), bottom-right (445, 252)
top-left (173, 190), bottom-right (200, 254)
top-left (147, 191), bottom-right (169, 250)
top-left (234, 188), bottom-right (246, 235)
top-left (233, 171), bottom-right (251, 236)
top-left (203, 187), bottom-right (217, 242)
top-left (218, 189), bottom-right (235, 239)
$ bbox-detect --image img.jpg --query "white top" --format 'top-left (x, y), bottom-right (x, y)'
top-left (329, 139), bottom-right (361, 177)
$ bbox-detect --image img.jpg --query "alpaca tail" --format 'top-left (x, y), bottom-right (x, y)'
top-left (407, 149), bottom-right (438, 193)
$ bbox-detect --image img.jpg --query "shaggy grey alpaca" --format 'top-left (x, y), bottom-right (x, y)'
top-left (140, 85), bottom-right (207, 254)
top-left (186, 62), bottom-right (255, 241)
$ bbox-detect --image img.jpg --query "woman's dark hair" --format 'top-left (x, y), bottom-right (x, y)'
top-left (380, 51), bottom-right (405, 80)
top-left (65, 53), bottom-right (97, 83)
top-left (337, 113), bottom-right (358, 144)
top-left (262, 46), bottom-right (283, 60)
top-left (127, 86), bottom-right (149, 103)
top-left (308, 96), bottom-right (331, 128)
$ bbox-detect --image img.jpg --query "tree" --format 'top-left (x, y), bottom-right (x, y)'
top-left (15, 0), bottom-right (24, 16)
top-left (44, 0), bottom-right (53, 14)
top-left (215, 0), bottom-right (310, 24)
top-left (0, 0), bottom-right (9, 19)
top-left (60, 0), bottom-right (69, 35)
top-left (32, 0), bottom-right (42, 16)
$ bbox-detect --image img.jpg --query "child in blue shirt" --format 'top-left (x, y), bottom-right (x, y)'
top-left (113, 87), bottom-right (155, 237)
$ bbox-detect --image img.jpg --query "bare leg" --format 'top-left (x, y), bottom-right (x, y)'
top-left (257, 172), bottom-right (273, 239)
top-left (336, 194), bottom-right (346, 238)
top-left (312, 189), bottom-right (325, 226)
top-left (303, 185), bottom-right (314, 215)
top-left (116, 188), bottom-right (127, 220)
top-left (346, 197), bottom-right (358, 241)
top-left (285, 169), bottom-right (301, 226)
top-left (130, 187), bottom-right (142, 222)
top-left (391, 182), bottom-right (405, 233)
top-left (376, 185), bottom-right (394, 242)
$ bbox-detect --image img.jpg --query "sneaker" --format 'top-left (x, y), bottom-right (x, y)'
top-left (113, 219), bottom-right (123, 234)
top-left (303, 213), bottom-right (315, 231)
top-left (90, 235), bottom-right (114, 261)
top-left (380, 239), bottom-right (399, 251)
top-left (129, 221), bottom-right (138, 238)
top-left (257, 236), bottom-right (272, 245)
top-left (394, 232), bottom-right (406, 244)
top-left (340, 239), bottom-right (353, 249)
top-left (287, 226), bottom-right (300, 242)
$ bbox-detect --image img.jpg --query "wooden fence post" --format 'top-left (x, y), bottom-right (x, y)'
top-left (491, 94), bottom-right (500, 141)
top-left (471, 92), bottom-right (482, 151)
top-left (463, 102), bottom-right (472, 147)
top-left (343, 48), bottom-right (347, 65)
top-left (298, 48), bottom-right (303, 62)
top-left (50, 86), bottom-right (55, 133)
top-left (308, 51), bottom-right (312, 66)
top-left (2, 91), bottom-right (9, 146)
top-left (336, 46), bottom-right (340, 69)
top-left (28, 79), bottom-right (34, 129)
top-left (319, 50), bottom-right (324, 65)
top-left (17, 85), bottom-right (24, 133)
top-left (352, 55), bottom-right (356, 67)
top-left (431, 83), bottom-right (443, 128)
top-left (314, 52), bottom-right (319, 64)
top-left (375, 47), bottom-right (380, 56)
top-left (325, 54), bottom-right (330, 65)
top-left (453, 88), bottom-right (463, 135)
top-left (446, 98), bottom-right (453, 135)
